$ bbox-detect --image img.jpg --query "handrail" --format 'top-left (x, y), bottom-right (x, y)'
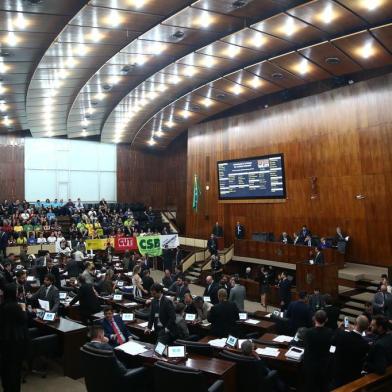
top-left (332, 366), bottom-right (392, 392)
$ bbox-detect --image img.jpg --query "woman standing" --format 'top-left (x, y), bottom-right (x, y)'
top-left (0, 284), bottom-right (29, 392)
top-left (132, 264), bottom-right (147, 298)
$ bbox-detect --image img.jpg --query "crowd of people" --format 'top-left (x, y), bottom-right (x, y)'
top-left (1, 201), bottom-right (391, 392)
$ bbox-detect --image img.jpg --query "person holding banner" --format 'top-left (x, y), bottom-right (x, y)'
top-left (132, 265), bottom-right (147, 298)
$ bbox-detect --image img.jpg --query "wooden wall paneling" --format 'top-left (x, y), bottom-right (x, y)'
top-left (185, 73), bottom-right (392, 266)
top-left (0, 136), bottom-right (24, 202)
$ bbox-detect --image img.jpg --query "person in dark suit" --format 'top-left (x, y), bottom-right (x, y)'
top-left (142, 269), bottom-right (154, 293)
top-left (208, 288), bottom-right (239, 337)
top-left (364, 315), bottom-right (392, 374)
top-left (84, 325), bottom-right (128, 374)
top-left (331, 315), bottom-right (370, 388)
top-left (313, 247), bottom-right (325, 265)
top-left (278, 272), bottom-right (291, 311)
top-left (333, 226), bottom-right (349, 246)
top-left (145, 283), bottom-right (176, 344)
top-left (0, 284), bottom-right (29, 392)
top-left (212, 222), bottom-right (223, 237)
top-left (304, 235), bottom-right (317, 248)
top-left (207, 234), bottom-right (218, 256)
top-left (68, 275), bottom-right (101, 324)
top-left (168, 277), bottom-right (190, 301)
top-left (279, 232), bottom-right (293, 244)
top-left (308, 288), bottom-right (325, 314)
top-left (234, 221), bottom-right (245, 240)
top-left (65, 257), bottom-right (84, 279)
top-left (37, 258), bottom-right (61, 289)
top-left (29, 274), bottom-right (60, 313)
top-left (2, 261), bottom-right (14, 284)
top-left (298, 226), bottom-right (311, 243)
top-left (161, 269), bottom-right (174, 289)
top-left (174, 247), bottom-right (183, 269)
top-left (162, 246), bottom-right (173, 272)
top-left (303, 310), bottom-right (333, 392)
top-left (373, 284), bottom-right (392, 316)
top-left (102, 307), bottom-right (131, 347)
top-left (210, 254), bottom-right (223, 281)
top-left (286, 291), bottom-right (312, 334)
top-left (203, 275), bottom-right (219, 305)
top-left (323, 294), bottom-right (340, 329)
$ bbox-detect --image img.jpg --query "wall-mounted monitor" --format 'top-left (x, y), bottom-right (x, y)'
top-left (217, 154), bottom-right (286, 202)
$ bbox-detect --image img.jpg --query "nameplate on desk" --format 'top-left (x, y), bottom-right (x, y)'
top-left (117, 281), bottom-right (124, 287)
top-left (59, 292), bottom-right (67, 300)
top-left (113, 294), bottom-right (123, 301)
top-left (273, 335), bottom-right (293, 343)
top-left (239, 312), bottom-right (248, 320)
top-left (27, 276), bottom-right (35, 282)
top-left (226, 335), bottom-right (238, 348)
top-left (155, 342), bottom-right (167, 356)
top-left (123, 302), bottom-right (138, 307)
top-left (185, 313), bottom-right (196, 321)
top-left (203, 296), bottom-right (211, 302)
top-left (122, 313), bottom-right (134, 321)
top-left (60, 279), bottom-right (66, 287)
top-left (138, 321), bottom-right (149, 328)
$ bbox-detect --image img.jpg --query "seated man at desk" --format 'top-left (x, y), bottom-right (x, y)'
top-left (145, 283), bottom-right (176, 344)
top-left (29, 273), bottom-right (60, 313)
top-left (207, 289), bottom-right (239, 337)
top-left (167, 276), bottom-right (190, 301)
top-left (102, 307), bottom-right (131, 347)
top-left (279, 232), bottom-right (293, 244)
top-left (194, 296), bottom-right (211, 321)
top-left (313, 247), bottom-right (325, 265)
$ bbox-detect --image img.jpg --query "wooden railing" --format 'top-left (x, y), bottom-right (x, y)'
top-left (332, 367), bottom-right (392, 392)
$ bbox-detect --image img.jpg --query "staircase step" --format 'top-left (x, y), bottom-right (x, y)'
top-left (365, 286), bottom-right (377, 292)
top-left (185, 275), bottom-right (198, 283)
top-left (344, 301), bottom-right (366, 310)
top-left (187, 271), bottom-right (201, 278)
top-left (341, 307), bottom-right (363, 317)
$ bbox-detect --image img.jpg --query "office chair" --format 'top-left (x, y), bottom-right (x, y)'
top-left (153, 361), bottom-right (224, 392)
top-left (173, 340), bottom-right (214, 356)
top-left (219, 350), bottom-right (277, 392)
top-left (134, 307), bottom-right (150, 320)
top-left (24, 332), bottom-right (59, 380)
top-left (80, 345), bottom-right (147, 391)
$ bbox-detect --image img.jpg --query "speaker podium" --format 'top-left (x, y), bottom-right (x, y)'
top-left (296, 262), bottom-right (338, 298)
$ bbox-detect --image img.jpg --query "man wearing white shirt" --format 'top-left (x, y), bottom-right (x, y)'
top-left (75, 198), bottom-right (84, 212)
top-left (55, 233), bottom-right (65, 253)
top-left (36, 233), bottom-right (47, 244)
top-left (47, 232), bottom-right (57, 244)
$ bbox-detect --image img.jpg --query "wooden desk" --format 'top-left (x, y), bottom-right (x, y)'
top-left (234, 239), bottom-right (344, 268)
top-left (33, 317), bottom-right (87, 379)
top-left (255, 333), bottom-right (290, 349)
top-left (236, 319), bottom-right (276, 335)
top-left (238, 278), bottom-right (259, 301)
top-left (117, 343), bottom-right (236, 392)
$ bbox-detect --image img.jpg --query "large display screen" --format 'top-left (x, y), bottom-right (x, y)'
top-left (217, 154), bottom-right (286, 200)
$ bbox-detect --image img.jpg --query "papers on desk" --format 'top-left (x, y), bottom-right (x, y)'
top-left (27, 276), bottom-right (35, 282)
top-left (256, 347), bottom-right (280, 357)
top-left (208, 338), bottom-right (227, 348)
top-left (138, 321), bottom-right (148, 328)
top-left (123, 286), bottom-right (133, 290)
top-left (201, 321), bottom-right (211, 327)
top-left (238, 339), bottom-right (247, 348)
top-left (244, 318), bottom-right (259, 325)
top-left (273, 335), bottom-right (293, 343)
top-left (123, 302), bottom-right (138, 307)
top-left (265, 313), bottom-right (271, 318)
top-left (116, 341), bottom-right (149, 356)
top-left (38, 299), bottom-right (50, 311)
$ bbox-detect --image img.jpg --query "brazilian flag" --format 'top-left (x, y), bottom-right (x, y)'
top-left (192, 174), bottom-right (201, 212)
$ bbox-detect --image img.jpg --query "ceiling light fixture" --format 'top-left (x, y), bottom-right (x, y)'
top-left (297, 59), bottom-right (310, 75)
top-left (166, 120), bottom-right (175, 128)
top-left (0, 100), bottom-right (6, 112)
top-left (108, 10), bottom-right (122, 27)
top-left (3, 116), bottom-right (11, 126)
top-left (95, 92), bottom-right (105, 100)
top-left (321, 3), bottom-right (335, 24)
top-left (283, 17), bottom-right (296, 37)
top-left (7, 32), bottom-right (18, 46)
top-left (155, 130), bottom-right (163, 137)
top-left (169, 75), bottom-right (181, 84)
top-left (201, 98), bottom-right (214, 107)
top-left (360, 41), bottom-right (374, 59)
top-left (231, 85), bottom-right (243, 95)
top-left (157, 84), bottom-right (168, 92)
top-left (226, 46), bottom-right (241, 58)
top-left (81, 119), bottom-right (89, 127)
top-left (203, 57), bottom-right (216, 68)
top-left (362, 0), bottom-right (382, 11)
top-left (0, 83), bottom-right (5, 94)
top-left (196, 13), bottom-right (214, 28)
top-left (89, 29), bottom-right (103, 43)
top-left (14, 13), bottom-right (27, 29)
top-left (251, 34), bottom-right (266, 48)
top-left (250, 76), bottom-right (263, 88)
top-left (148, 137), bottom-right (156, 146)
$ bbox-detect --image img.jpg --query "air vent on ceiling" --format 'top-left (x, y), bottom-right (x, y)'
top-left (26, 0), bottom-right (43, 4)
top-left (173, 116), bottom-right (185, 123)
top-left (172, 30), bottom-right (185, 39)
top-left (190, 104), bottom-right (201, 111)
top-left (102, 83), bottom-right (112, 91)
top-left (0, 50), bottom-right (10, 58)
top-left (216, 93), bottom-right (227, 100)
top-left (121, 65), bottom-right (133, 75)
top-left (272, 72), bottom-right (284, 79)
top-left (161, 125), bottom-right (170, 132)
top-left (91, 100), bottom-right (98, 107)
top-left (325, 57), bottom-right (341, 65)
top-left (232, 0), bottom-right (247, 8)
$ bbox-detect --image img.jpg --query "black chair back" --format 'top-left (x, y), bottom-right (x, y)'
top-left (153, 361), bottom-right (210, 392)
top-left (219, 350), bottom-right (273, 392)
top-left (80, 345), bottom-right (125, 391)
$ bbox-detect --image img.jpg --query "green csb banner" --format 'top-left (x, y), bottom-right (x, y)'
top-left (136, 235), bottom-right (162, 256)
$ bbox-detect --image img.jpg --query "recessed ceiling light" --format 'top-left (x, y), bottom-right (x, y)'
top-left (201, 98), bottom-right (214, 107)
top-left (131, 0), bottom-right (146, 9)
top-left (65, 57), bottom-right (77, 68)
top-left (148, 91), bottom-right (158, 100)
top-left (0, 62), bottom-right (8, 73)
top-left (95, 92), bottom-right (105, 100)
top-left (282, 17), bottom-right (296, 37)
top-left (296, 59), bottom-right (310, 75)
top-left (165, 120), bottom-right (175, 128)
top-left (89, 29), bottom-right (103, 43)
top-left (185, 68), bottom-right (197, 77)
top-left (3, 116), bottom-right (11, 126)
top-left (203, 57), bottom-right (216, 68)
top-left (0, 100), bottom-right (6, 112)
top-left (320, 3), bottom-right (335, 24)
top-left (272, 72), bottom-right (284, 79)
top-left (359, 41), bottom-right (374, 59)
top-left (152, 42), bottom-right (166, 55)
top-left (232, 0), bottom-right (247, 8)
top-left (81, 119), bottom-right (89, 127)
top-left (250, 34), bottom-right (266, 49)
top-left (86, 107), bottom-right (95, 115)
top-left (7, 32), bottom-right (18, 47)
top-left (107, 10), bottom-right (122, 28)
top-left (231, 85), bottom-right (243, 95)
top-left (155, 130), bottom-right (163, 137)
top-left (135, 56), bottom-right (147, 66)
top-left (74, 44), bottom-right (88, 56)
top-left (249, 76), bottom-right (263, 88)
top-left (148, 138), bottom-right (156, 146)
top-left (0, 84), bottom-right (6, 94)
top-left (362, 0), bottom-right (382, 11)
top-left (82, 129), bottom-right (87, 137)
top-left (47, 131), bottom-right (54, 137)
top-left (195, 13), bottom-right (214, 28)
top-left (169, 75), bottom-right (181, 84)
top-left (181, 110), bottom-right (191, 118)
top-left (226, 46), bottom-right (241, 58)
top-left (157, 84), bottom-right (168, 92)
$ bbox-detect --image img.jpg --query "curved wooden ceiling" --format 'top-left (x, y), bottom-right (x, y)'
top-left (0, 0), bottom-right (391, 148)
